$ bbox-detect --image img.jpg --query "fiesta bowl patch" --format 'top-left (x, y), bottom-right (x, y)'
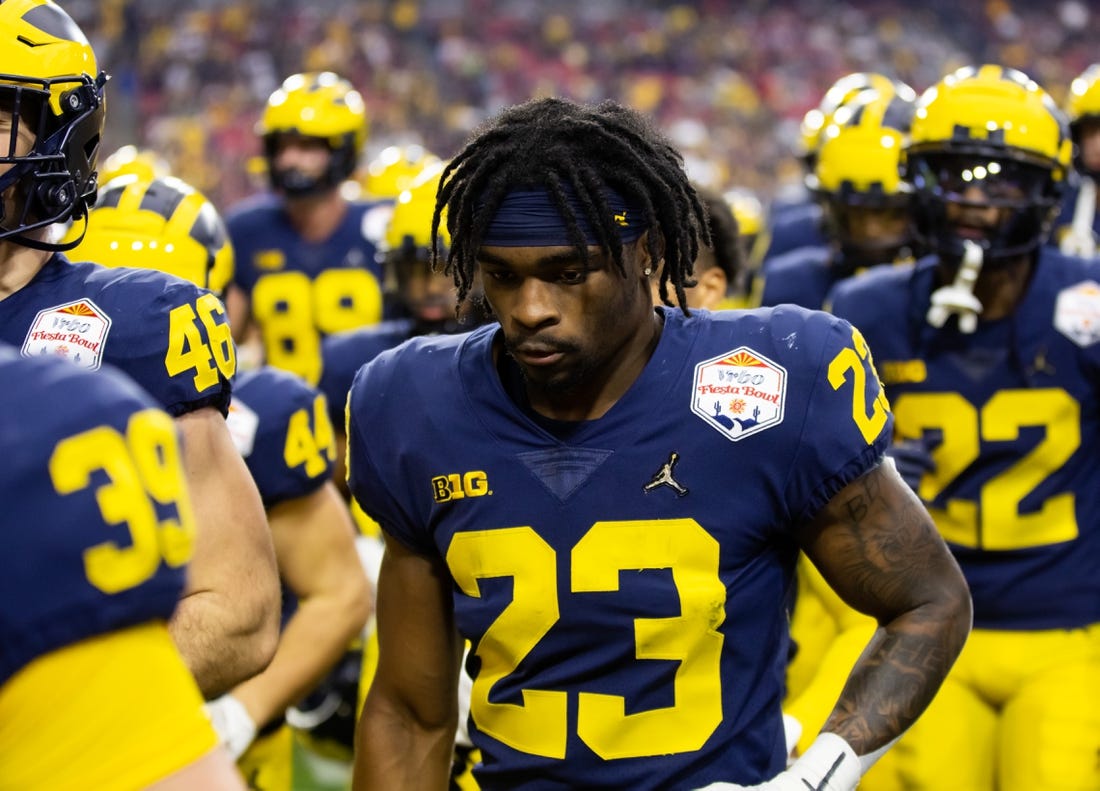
top-left (1054, 280), bottom-right (1100, 347)
top-left (691, 347), bottom-right (786, 442)
top-left (21, 299), bottom-right (112, 370)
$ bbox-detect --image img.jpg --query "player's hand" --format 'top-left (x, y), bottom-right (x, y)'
top-left (694, 733), bottom-right (861, 790)
top-left (884, 431), bottom-right (941, 492)
top-left (204, 693), bottom-right (257, 760)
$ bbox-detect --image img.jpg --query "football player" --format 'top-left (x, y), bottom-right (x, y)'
top-left (224, 71), bottom-right (392, 385)
top-left (828, 64), bottom-right (1100, 791)
top-left (761, 81), bottom-right (918, 309)
top-left (650, 183), bottom-right (744, 311)
top-left (763, 72), bottom-right (911, 266)
top-left (0, 347), bottom-right (246, 791)
top-left (66, 173), bottom-right (372, 791)
top-left (313, 160), bottom-right (484, 790)
top-left (347, 96), bottom-right (970, 791)
top-left (723, 187), bottom-right (768, 308)
top-left (319, 158), bottom-right (487, 503)
top-left (1050, 63), bottom-right (1100, 258)
top-left (0, 0), bottom-right (279, 699)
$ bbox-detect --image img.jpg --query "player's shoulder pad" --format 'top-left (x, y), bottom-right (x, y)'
top-left (235, 365), bottom-right (323, 423)
top-left (826, 259), bottom-right (916, 318)
top-left (348, 329), bottom-right (471, 407)
top-left (224, 192), bottom-right (283, 230)
top-left (0, 350), bottom-right (157, 428)
top-left (80, 262), bottom-right (214, 314)
top-left (765, 243), bottom-right (831, 275)
top-left (702, 303), bottom-right (853, 364)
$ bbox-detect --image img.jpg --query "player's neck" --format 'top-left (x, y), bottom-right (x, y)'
top-left (283, 191), bottom-right (347, 242)
top-left (0, 239), bottom-right (51, 302)
top-left (972, 255), bottom-right (1034, 322)
top-left (526, 307), bottom-right (664, 423)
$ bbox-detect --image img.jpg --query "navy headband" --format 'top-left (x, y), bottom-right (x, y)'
top-left (479, 185), bottom-right (648, 247)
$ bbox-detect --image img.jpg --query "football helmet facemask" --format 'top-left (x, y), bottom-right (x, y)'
top-left (259, 71), bottom-right (367, 197)
top-left (0, 0), bottom-right (107, 249)
top-left (906, 64), bottom-right (1071, 262)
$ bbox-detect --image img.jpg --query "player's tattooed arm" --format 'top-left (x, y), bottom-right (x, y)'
top-left (797, 460), bottom-right (972, 756)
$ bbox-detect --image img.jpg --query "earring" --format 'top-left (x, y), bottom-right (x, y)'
top-left (643, 267), bottom-right (652, 276)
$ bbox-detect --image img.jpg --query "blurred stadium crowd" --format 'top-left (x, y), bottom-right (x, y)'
top-left (66, 0), bottom-right (1099, 210)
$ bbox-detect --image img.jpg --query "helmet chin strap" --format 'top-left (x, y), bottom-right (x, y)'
top-left (927, 239), bottom-right (984, 333)
top-left (5, 212), bottom-right (87, 253)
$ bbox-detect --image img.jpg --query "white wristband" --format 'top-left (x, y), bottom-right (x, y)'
top-left (693, 731), bottom-right (889, 790)
top-left (203, 693), bottom-right (257, 760)
top-left (774, 732), bottom-right (861, 790)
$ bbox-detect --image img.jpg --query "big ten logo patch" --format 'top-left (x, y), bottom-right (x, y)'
top-left (432, 471), bottom-right (491, 503)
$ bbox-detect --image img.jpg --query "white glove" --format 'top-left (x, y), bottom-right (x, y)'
top-left (782, 713), bottom-right (803, 764)
top-left (203, 693), bottom-right (257, 760)
top-left (695, 732), bottom-right (861, 791)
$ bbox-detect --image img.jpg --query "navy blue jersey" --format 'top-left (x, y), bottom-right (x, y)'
top-left (318, 319), bottom-right (415, 430)
top-left (226, 366), bottom-right (336, 508)
top-left (0, 348), bottom-right (190, 685)
top-left (759, 245), bottom-right (834, 309)
top-left (227, 193), bottom-right (393, 385)
top-left (347, 306), bottom-right (892, 790)
top-left (0, 255), bottom-right (234, 416)
top-left (762, 199), bottom-right (825, 265)
top-left (829, 250), bottom-right (1100, 631)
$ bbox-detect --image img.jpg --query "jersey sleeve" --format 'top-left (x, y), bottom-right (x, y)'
top-left (346, 349), bottom-right (435, 556)
top-left (780, 309), bottom-right (894, 525)
top-left (229, 368), bottom-right (336, 507)
top-left (108, 270), bottom-right (236, 417)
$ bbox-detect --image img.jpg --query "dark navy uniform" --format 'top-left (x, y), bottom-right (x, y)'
top-left (0, 254), bottom-right (234, 417)
top-left (347, 305), bottom-right (892, 790)
top-left (227, 193), bottom-right (392, 384)
top-left (0, 348), bottom-right (190, 684)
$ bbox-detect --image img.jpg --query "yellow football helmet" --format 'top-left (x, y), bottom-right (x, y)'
top-left (797, 73), bottom-right (915, 172)
top-left (906, 64), bottom-right (1072, 259)
top-left (723, 186), bottom-right (769, 279)
top-left (259, 71), bottom-right (367, 195)
top-left (99, 145), bottom-right (171, 185)
top-left (361, 144), bottom-right (442, 200)
top-left (808, 85), bottom-right (917, 266)
top-left (1065, 63), bottom-right (1100, 176)
top-left (381, 160), bottom-right (473, 333)
top-left (383, 159), bottom-right (449, 253)
top-left (1065, 64), bottom-right (1100, 127)
top-left (63, 176), bottom-right (234, 294)
top-left (0, 0), bottom-right (107, 244)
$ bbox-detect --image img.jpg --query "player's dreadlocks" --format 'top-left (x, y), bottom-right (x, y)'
top-left (432, 97), bottom-right (711, 314)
